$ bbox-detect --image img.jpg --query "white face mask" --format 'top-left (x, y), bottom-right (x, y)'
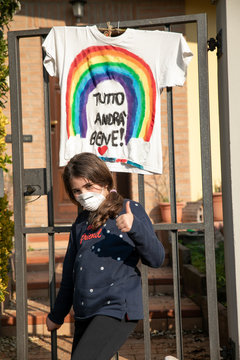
top-left (76, 191), bottom-right (105, 211)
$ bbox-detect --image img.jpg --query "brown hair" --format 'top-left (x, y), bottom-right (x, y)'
top-left (62, 152), bottom-right (124, 230)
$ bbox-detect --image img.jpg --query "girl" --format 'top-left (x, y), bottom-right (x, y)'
top-left (46, 152), bottom-right (165, 360)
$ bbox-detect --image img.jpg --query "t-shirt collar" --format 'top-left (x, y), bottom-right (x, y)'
top-left (88, 25), bottom-right (130, 44)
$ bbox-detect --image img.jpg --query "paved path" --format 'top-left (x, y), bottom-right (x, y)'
top-left (0, 332), bottom-right (210, 359)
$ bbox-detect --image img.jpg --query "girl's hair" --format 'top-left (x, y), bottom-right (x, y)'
top-left (62, 152), bottom-right (124, 230)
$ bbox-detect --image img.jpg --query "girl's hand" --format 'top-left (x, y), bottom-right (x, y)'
top-left (46, 316), bottom-right (62, 331)
top-left (116, 201), bottom-right (134, 232)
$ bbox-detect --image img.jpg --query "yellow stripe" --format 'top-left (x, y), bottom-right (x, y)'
top-left (68, 52), bottom-right (154, 138)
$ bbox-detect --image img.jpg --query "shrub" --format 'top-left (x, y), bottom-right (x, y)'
top-left (0, 0), bottom-right (20, 302)
top-left (0, 194), bottom-right (14, 302)
top-left (181, 238), bottom-right (226, 305)
top-left (0, 0), bottom-right (21, 108)
top-left (0, 109), bottom-right (14, 302)
top-left (0, 109), bottom-right (11, 169)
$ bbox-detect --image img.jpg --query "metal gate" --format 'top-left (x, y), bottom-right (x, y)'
top-left (8, 13), bottom-right (220, 360)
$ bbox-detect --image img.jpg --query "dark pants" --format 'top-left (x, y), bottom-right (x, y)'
top-left (71, 315), bottom-right (138, 360)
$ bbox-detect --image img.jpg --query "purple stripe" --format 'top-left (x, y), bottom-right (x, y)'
top-left (77, 72), bottom-right (137, 144)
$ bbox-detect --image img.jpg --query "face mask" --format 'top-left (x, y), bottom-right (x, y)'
top-left (76, 191), bottom-right (105, 211)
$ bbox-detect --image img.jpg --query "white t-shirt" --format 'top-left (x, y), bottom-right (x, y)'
top-left (42, 25), bottom-right (192, 174)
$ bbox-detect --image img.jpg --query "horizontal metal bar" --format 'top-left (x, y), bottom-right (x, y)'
top-left (5, 134), bottom-right (33, 143)
top-left (8, 14), bottom-right (206, 42)
top-left (97, 13), bottom-right (205, 29)
top-left (153, 222), bottom-right (205, 231)
top-left (8, 28), bottom-right (50, 39)
top-left (23, 226), bottom-right (71, 234)
top-left (23, 223), bottom-right (205, 234)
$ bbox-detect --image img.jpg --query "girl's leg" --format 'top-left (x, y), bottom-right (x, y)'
top-left (71, 315), bottom-right (138, 360)
top-left (71, 318), bottom-right (92, 356)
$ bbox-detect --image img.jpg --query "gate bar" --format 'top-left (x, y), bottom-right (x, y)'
top-left (197, 14), bottom-right (220, 360)
top-left (22, 222), bottom-right (205, 234)
top-left (138, 174), bottom-right (151, 360)
top-left (8, 31), bottom-right (28, 360)
top-left (7, 13), bottom-right (220, 360)
top-left (42, 50), bottom-right (58, 359)
top-left (97, 13), bottom-right (207, 29)
top-left (166, 83), bottom-right (184, 359)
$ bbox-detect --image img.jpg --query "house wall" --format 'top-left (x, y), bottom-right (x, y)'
top-left (4, 1), bottom-right (73, 227)
top-left (185, 0), bottom-right (221, 200)
top-left (4, 0), bottom-right (191, 226)
top-left (216, 0), bottom-right (240, 356)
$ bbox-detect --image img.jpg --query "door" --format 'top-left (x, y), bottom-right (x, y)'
top-left (50, 76), bottom-right (77, 223)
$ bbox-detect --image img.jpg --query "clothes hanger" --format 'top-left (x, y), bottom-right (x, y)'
top-left (98, 21), bottom-right (126, 37)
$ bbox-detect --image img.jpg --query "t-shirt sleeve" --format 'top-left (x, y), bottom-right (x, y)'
top-left (42, 27), bottom-right (58, 77)
top-left (159, 33), bottom-right (193, 88)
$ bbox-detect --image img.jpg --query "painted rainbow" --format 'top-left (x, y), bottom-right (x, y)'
top-left (66, 45), bottom-right (156, 144)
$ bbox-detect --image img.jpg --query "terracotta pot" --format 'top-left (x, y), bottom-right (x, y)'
top-left (213, 192), bottom-right (223, 221)
top-left (159, 202), bottom-right (184, 223)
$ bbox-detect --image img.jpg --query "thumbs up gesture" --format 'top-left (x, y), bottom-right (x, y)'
top-left (116, 201), bottom-right (134, 233)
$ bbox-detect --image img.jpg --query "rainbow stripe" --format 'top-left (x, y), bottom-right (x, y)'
top-left (66, 46), bottom-right (156, 144)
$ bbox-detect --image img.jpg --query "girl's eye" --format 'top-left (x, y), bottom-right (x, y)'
top-left (73, 189), bottom-right (81, 194)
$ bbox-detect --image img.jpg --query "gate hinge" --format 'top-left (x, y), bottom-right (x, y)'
top-left (207, 29), bottom-right (222, 58)
top-left (220, 338), bottom-right (235, 360)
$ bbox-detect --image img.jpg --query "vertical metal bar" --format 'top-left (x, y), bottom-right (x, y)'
top-left (138, 174), bottom-right (151, 360)
top-left (42, 42), bottom-right (58, 360)
top-left (166, 85), bottom-right (184, 360)
top-left (8, 32), bottom-right (28, 360)
top-left (48, 232), bottom-right (57, 360)
top-left (197, 14), bottom-right (220, 360)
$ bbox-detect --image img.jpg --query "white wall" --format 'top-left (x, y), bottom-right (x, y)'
top-left (185, 0), bottom-right (221, 201)
top-left (216, 0), bottom-right (240, 357)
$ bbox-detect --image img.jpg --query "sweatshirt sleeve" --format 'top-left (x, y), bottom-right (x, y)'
top-left (127, 201), bottom-right (165, 268)
top-left (48, 226), bottom-right (77, 324)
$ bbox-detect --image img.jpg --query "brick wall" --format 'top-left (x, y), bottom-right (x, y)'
top-left (131, 84), bottom-right (190, 223)
top-left (4, 0), bottom-right (189, 226)
top-left (4, 0), bottom-right (75, 226)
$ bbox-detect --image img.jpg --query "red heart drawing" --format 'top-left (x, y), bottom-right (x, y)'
top-left (98, 146), bottom-right (108, 155)
top-left (116, 159), bottom-right (127, 163)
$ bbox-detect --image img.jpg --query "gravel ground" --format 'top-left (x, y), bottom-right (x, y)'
top-left (0, 330), bottom-right (210, 360)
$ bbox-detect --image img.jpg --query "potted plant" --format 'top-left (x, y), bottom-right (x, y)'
top-left (157, 172), bottom-right (185, 223)
top-left (213, 182), bottom-right (223, 221)
top-left (159, 196), bottom-right (185, 223)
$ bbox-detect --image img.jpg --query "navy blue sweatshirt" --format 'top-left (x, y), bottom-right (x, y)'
top-left (48, 200), bottom-right (165, 324)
